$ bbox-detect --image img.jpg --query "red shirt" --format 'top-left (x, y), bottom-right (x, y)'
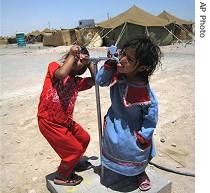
top-left (37, 62), bottom-right (93, 126)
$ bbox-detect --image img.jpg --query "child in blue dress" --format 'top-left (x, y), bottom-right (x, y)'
top-left (96, 36), bottom-right (162, 191)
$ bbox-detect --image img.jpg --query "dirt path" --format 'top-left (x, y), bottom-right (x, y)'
top-left (0, 43), bottom-right (195, 193)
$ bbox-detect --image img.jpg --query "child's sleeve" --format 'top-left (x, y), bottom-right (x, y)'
top-left (136, 89), bottom-right (158, 143)
top-left (47, 62), bottom-right (60, 79)
top-left (95, 64), bottom-right (116, 87)
top-left (77, 77), bottom-right (94, 91)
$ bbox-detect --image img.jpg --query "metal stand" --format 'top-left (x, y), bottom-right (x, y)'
top-left (91, 51), bottom-right (117, 178)
top-left (93, 62), bottom-right (104, 177)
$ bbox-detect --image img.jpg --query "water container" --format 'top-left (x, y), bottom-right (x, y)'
top-left (16, 33), bottom-right (26, 47)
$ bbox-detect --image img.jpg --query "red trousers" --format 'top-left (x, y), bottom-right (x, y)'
top-left (38, 118), bottom-right (90, 177)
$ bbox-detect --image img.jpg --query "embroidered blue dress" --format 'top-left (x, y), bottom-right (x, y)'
top-left (96, 66), bottom-right (158, 176)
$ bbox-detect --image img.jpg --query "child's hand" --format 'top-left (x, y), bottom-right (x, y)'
top-left (69, 45), bottom-right (80, 55)
top-left (69, 45), bottom-right (80, 61)
top-left (70, 45), bottom-right (90, 65)
top-left (104, 59), bottom-right (118, 71)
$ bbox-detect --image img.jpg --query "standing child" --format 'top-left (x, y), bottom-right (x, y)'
top-left (96, 36), bottom-right (162, 191)
top-left (37, 45), bottom-right (95, 186)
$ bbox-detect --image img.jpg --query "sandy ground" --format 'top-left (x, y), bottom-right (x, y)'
top-left (0, 43), bottom-right (195, 193)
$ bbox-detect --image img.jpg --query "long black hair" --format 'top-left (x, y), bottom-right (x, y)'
top-left (121, 35), bottom-right (162, 82)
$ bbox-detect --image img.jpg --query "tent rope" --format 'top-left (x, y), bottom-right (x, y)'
top-left (101, 28), bottom-right (115, 39)
top-left (98, 28), bottom-right (105, 36)
top-left (145, 26), bottom-right (149, 36)
top-left (115, 22), bottom-right (127, 46)
top-left (83, 27), bottom-right (114, 47)
top-left (175, 24), bottom-right (194, 39)
top-left (163, 26), bottom-right (183, 43)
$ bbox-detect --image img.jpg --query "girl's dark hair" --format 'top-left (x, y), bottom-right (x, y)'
top-left (121, 35), bottom-right (162, 82)
top-left (80, 46), bottom-right (89, 55)
top-left (71, 46), bottom-right (89, 76)
top-left (62, 46), bottom-right (89, 61)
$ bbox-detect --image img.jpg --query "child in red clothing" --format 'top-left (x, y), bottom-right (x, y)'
top-left (37, 45), bottom-right (95, 186)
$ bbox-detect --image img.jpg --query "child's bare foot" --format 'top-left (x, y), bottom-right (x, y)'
top-left (138, 171), bottom-right (151, 191)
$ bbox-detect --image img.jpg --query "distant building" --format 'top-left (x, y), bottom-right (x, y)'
top-left (78, 19), bottom-right (95, 28)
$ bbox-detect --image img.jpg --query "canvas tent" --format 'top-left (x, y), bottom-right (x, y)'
top-left (26, 30), bottom-right (44, 43)
top-left (158, 10), bottom-right (194, 26)
top-left (158, 11), bottom-right (194, 40)
top-left (43, 29), bottom-right (77, 46)
top-left (42, 27), bottom-right (102, 47)
top-left (74, 27), bottom-right (102, 47)
top-left (97, 5), bottom-right (174, 47)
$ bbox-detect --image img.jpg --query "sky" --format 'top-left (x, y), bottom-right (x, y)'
top-left (1, 0), bottom-right (195, 36)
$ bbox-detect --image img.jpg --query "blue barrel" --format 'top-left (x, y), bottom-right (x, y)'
top-left (16, 33), bottom-right (26, 47)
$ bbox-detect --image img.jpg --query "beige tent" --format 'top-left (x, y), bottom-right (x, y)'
top-left (42, 27), bottom-right (102, 47)
top-left (74, 27), bottom-right (102, 47)
top-left (158, 11), bottom-right (194, 40)
top-left (0, 37), bottom-right (8, 45)
top-left (97, 5), bottom-right (174, 47)
top-left (98, 5), bottom-right (171, 28)
top-left (158, 10), bottom-right (194, 26)
top-left (26, 30), bottom-right (44, 43)
top-left (43, 29), bottom-right (77, 46)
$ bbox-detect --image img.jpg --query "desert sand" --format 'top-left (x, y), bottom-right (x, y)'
top-left (0, 42), bottom-right (195, 193)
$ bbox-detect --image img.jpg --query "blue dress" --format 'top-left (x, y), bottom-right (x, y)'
top-left (96, 66), bottom-right (158, 176)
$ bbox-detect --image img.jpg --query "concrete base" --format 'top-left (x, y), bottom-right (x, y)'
top-left (100, 167), bottom-right (171, 193)
top-left (46, 157), bottom-right (171, 193)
